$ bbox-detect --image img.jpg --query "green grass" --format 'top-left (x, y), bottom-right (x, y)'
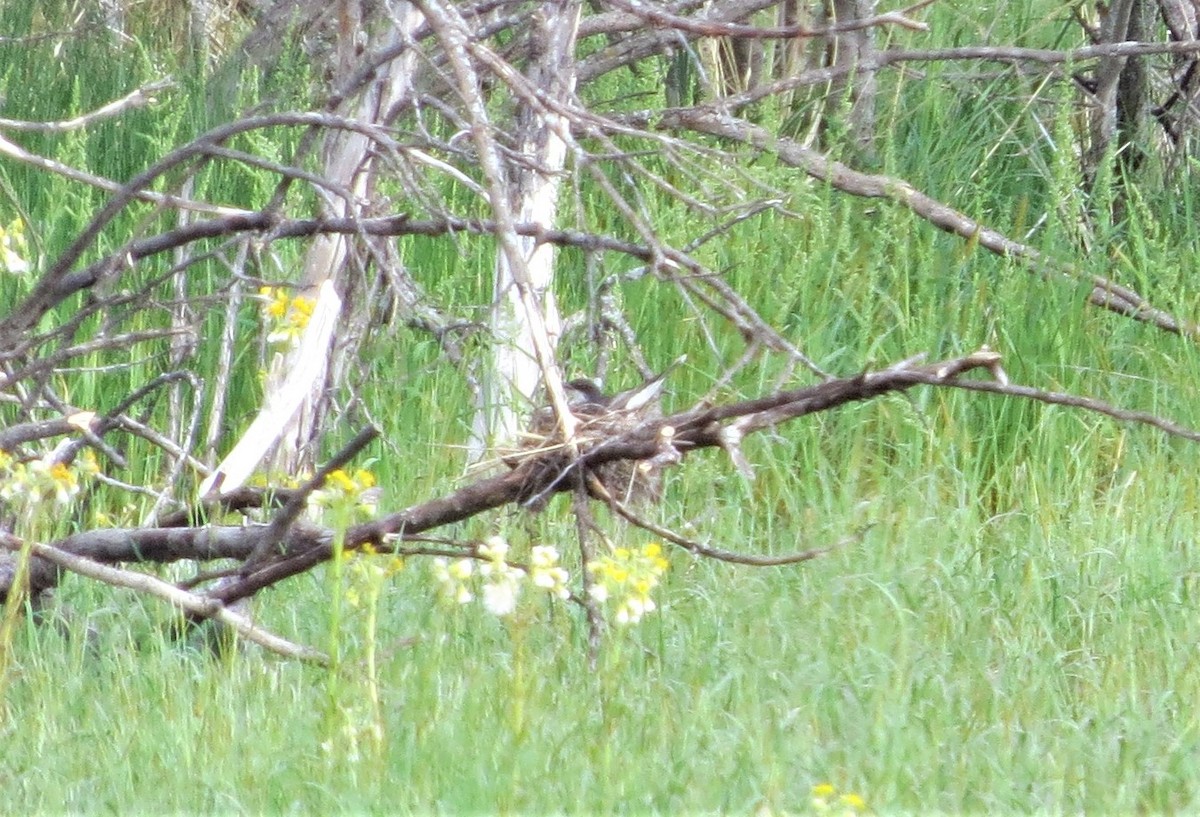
top-left (4, 0), bottom-right (1200, 813)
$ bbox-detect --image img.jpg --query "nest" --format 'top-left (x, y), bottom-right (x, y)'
top-left (516, 388), bottom-right (665, 511)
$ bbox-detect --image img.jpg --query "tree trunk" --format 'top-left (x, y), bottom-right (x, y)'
top-left (469, 2), bottom-right (583, 462)
top-left (824, 0), bottom-right (879, 159)
top-left (1087, 0), bottom-right (1149, 180)
top-left (267, 0), bottom-right (423, 478)
top-left (205, 1), bottom-right (423, 492)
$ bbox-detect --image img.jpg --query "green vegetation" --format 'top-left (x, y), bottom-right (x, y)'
top-left (3, 1), bottom-right (1200, 814)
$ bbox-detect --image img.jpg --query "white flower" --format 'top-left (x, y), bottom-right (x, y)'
top-left (615, 594), bottom-right (656, 626)
top-left (530, 544), bottom-right (558, 567)
top-left (431, 557), bottom-right (475, 605)
top-left (482, 578), bottom-right (520, 616)
top-left (0, 218), bottom-right (30, 275)
top-left (530, 545), bottom-right (570, 599)
top-left (478, 536), bottom-right (509, 569)
top-left (0, 245), bottom-right (28, 274)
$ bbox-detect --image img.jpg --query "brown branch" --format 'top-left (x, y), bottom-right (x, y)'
top-left (202, 346), bottom-right (1200, 604)
top-left (8, 348), bottom-right (1200, 610)
top-left (239, 425), bottom-right (381, 568)
top-left (659, 108), bottom-right (1200, 337)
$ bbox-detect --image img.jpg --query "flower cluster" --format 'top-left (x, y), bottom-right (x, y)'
top-left (529, 544), bottom-right (570, 600)
top-left (259, 285), bottom-right (315, 346)
top-left (308, 468), bottom-right (379, 523)
top-left (477, 537), bottom-right (528, 616)
top-left (0, 216), bottom-right (30, 275)
top-left (0, 449), bottom-right (99, 507)
top-left (588, 542), bottom-right (669, 625)
top-left (430, 537), bottom-right (570, 617)
top-left (431, 556), bottom-right (476, 605)
top-left (811, 783), bottom-right (868, 815)
top-left (344, 542), bottom-right (404, 609)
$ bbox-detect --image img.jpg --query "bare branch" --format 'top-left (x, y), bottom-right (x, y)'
top-left (0, 78), bottom-right (175, 132)
top-left (26, 540), bottom-right (328, 664)
top-left (590, 473), bottom-right (845, 565)
top-left (0, 132), bottom-right (252, 218)
top-left (241, 425), bottom-right (381, 568)
top-left (601, 0), bottom-right (931, 38)
top-left (660, 108), bottom-right (1200, 337)
top-left (198, 347), bottom-right (1200, 605)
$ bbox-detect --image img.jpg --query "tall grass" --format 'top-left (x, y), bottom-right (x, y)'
top-left (3, 0), bottom-right (1200, 813)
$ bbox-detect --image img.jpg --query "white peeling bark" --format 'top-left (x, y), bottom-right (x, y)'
top-left (210, 1), bottom-right (423, 490)
top-left (265, 1), bottom-right (422, 476)
top-left (469, 2), bottom-right (582, 463)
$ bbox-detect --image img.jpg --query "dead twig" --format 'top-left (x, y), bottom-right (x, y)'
top-left (589, 473), bottom-right (849, 566)
top-left (0, 78), bottom-right (175, 133)
top-left (23, 539), bottom-right (329, 665)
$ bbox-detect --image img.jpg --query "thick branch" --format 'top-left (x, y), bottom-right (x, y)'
top-left (6, 348), bottom-right (1200, 607)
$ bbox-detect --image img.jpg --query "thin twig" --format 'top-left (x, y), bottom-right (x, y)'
top-left (240, 425), bottom-right (381, 569)
top-left (589, 473), bottom-right (846, 566)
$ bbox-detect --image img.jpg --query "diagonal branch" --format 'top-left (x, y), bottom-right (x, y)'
top-left (660, 108), bottom-right (1199, 337)
top-left (8, 347), bottom-right (1200, 610)
top-left (588, 473), bottom-right (844, 565)
top-left (26, 539), bottom-right (328, 664)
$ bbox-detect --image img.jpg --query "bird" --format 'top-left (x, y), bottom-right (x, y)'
top-left (562, 354), bottom-right (686, 416)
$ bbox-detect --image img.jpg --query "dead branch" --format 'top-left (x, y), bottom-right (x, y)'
top-left (0, 111), bottom-right (400, 349)
top-left (162, 347), bottom-right (1200, 607)
top-left (0, 78), bottom-right (175, 133)
top-left (27, 539), bottom-right (328, 664)
top-left (602, 0), bottom-right (932, 38)
top-left (659, 108), bottom-right (1200, 337)
top-left (590, 473), bottom-right (845, 566)
top-left (0, 132), bottom-right (250, 218)
top-left (238, 425), bottom-right (381, 568)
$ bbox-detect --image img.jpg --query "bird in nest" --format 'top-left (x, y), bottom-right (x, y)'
top-left (521, 356), bottom-right (685, 508)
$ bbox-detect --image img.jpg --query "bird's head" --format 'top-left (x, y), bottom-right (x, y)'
top-left (564, 377), bottom-right (609, 410)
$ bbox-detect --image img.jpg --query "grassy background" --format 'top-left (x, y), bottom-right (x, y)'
top-left (4, 1), bottom-right (1200, 813)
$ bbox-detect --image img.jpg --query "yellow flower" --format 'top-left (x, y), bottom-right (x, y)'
top-left (840, 793), bottom-right (867, 812)
top-left (260, 287), bottom-right (316, 346)
top-left (327, 469), bottom-right (357, 493)
top-left (309, 468), bottom-right (378, 521)
top-left (291, 295), bottom-right (315, 322)
top-left (260, 286), bottom-right (289, 318)
top-left (587, 541), bottom-right (669, 625)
